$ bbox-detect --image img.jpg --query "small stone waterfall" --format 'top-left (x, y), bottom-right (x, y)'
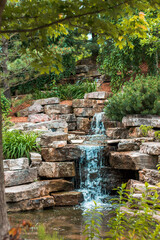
top-left (90, 112), bottom-right (106, 135)
top-left (78, 112), bottom-right (107, 205)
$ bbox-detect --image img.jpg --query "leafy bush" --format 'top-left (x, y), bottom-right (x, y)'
top-left (1, 92), bottom-right (11, 118)
top-left (3, 130), bottom-right (40, 159)
top-left (140, 125), bottom-right (153, 137)
top-left (33, 81), bottom-right (97, 100)
top-left (84, 183), bottom-right (160, 240)
top-left (105, 75), bottom-right (160, 121)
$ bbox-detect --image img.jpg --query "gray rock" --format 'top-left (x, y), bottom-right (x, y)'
top-left (84, 91), bottom-right (109, 99)
top-left (51, 191), bottom-right (84, 206)
top-left (77, 117), bottom-right (90, 132)
top-left (73, 99), bottom-right (96, 108)
top-left (122, 115), bottom-right (160, 128)
top-left (118, 141), bottom-right (139, 151)
top-left (44, 104), bottom-right (72, 116)
top-left (139, 169), bottom-right (160, 185)
top-left (41, 145), bottom-right (81, 162)
top-left (28, 113), bottom-right (50, 123)
top-left (140, 142), bottom-right (160, 156)
top-left (34, 97), bottom-right (60, 105)
top-left (4, 168), bottom-right (38, 187)
top-left (68, 122), bottom-right (77, 131)
top-left (60, 114), bottom-right (76, 122)
top-left (30, 152), bottom-right (42, 163)
top-left (74, 108), bottom-right (95, 117)
top-left (76, 65), bottom-right (89, 73)
top-left (5, 179), bottom-right (73, 202)
top-left (109, 151), bottom-right (158, 170)
top-left (106, 128), bottom-right (129, 139)
top-left (3, 158), bottom-right (29, 171)
top-left (24, 120), bottom-right (68, 132)
top-left (38, 162), bottom-right (76, 178)
top-left (7, 196), bottom-right (55, 212)
top-left (40, 132), bottom-right (68, 147)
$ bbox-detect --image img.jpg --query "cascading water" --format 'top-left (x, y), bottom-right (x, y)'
top-left (78, 112), bottom-right (108, 206)
top-left (90, 112), bottom-right (106, 135)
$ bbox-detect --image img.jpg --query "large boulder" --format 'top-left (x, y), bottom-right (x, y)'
top-left (34, 97), bottom-right (60, 105)
top-left (40, 132), bottom-right (68, 147)
top-left (140, 142), bottom-right (160, 156)
top-left (3, 158), bottom-right (29, 171)
top-left (122, 115), bottom-right (160, 128)
top-left (109, 151), bottom-right (158, 170)
top-left (50, 191), bottom-right (84, 206)
top-left (5, 179), bottom-right (73, 202)
top-left (84, 91), bottom-right (109, 99)
top-left (4, 168), bottom-right (38, 187)
top-left (38, 162), bottom-right (76, 178)
top-left (41, 145), bottom-right (81, 162)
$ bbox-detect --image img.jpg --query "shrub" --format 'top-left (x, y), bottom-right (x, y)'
top-left (104, 75), bottom-right (160, 121)
top-left (140, 125), bottom-right (153, 137)
top-left (1, 92), bottom-right (11, 118)
top-left (33, 81), bottom-right (97, 100)
top-left (84, 183), bottom-right (160, 240)
top-left (3, 130), bottom-right (40, 159)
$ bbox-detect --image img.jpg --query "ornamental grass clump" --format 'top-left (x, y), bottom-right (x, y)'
top-left (3, 130), bottom-right (40, 159)
top-left (104, 75), bottom-right (160, 121)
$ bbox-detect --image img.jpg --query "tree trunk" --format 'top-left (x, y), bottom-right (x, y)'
top-left (2, 37), bottom-right (11, 99)
top-left (0, 96), bottom-right (9, 240)
top-left (0, 1), bottom-right (10, 240)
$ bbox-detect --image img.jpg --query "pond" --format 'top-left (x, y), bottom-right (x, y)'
top-left (9, 198), bottom-right (114, 240)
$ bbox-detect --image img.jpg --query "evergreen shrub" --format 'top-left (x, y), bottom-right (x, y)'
top-left (105, 75), bottom-right (160, 121)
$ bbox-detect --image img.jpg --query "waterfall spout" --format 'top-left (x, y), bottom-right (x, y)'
top-left (91, 112), bottom-right (106, 135)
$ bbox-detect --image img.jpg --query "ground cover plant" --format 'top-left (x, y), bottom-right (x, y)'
top-left (33, 81), bottom-right (97, 100)
top-left (105, 75), bottom-right (160, 121)
top-left (83, 183), bottom-right (160, 240)
top-left (3, 130), bottom-right (40, 159)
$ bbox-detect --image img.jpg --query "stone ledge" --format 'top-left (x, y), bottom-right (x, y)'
top-left (50, 191), bottom-right (84, 206)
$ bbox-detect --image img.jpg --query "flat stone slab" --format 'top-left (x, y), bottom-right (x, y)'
top-left (140, 142), bottom-right (160, 155)
top-left (38, 162), bottom-right (76, 178)
top-left (41, 145), bottom-right (81, 162)
top-left (60, 114), bottom-right (76, 122)
top-left (28, 113), bottom-right (50, 123)
top-left (70, 139), bottom-right (84, 144)
top-left (74, 108), bottom-right (95, 117)
top-left (24, 120), bottom-right (68, 132)
top-left (44, 104), bottom-right (72, 116)
top-left (106, 128), bottom-right (128, 139)
top-left (3, 158), bottom-right (29, 171)
top-left (7, 196), bottom-right (55, 212)
top-left (84, 91), bottom-right (109, 99)
top-left (139, 169), bottom-right (160, 185)
top-left (109, 151), bottom-right (158, 170)
top-left (73, 99), bottom-right (96, 108)
top-left (118, 141), bottom-right (139, 151)
top-left (34, 97), bottom-right (60, 105)
top-left (30, 152), bottom-right (42, 163)
top-left (5, 179), bottom-right (73, 202)
top-left (122, 115), bottom-right (160, 128)
top-left (4, 168), bottom-right (38, 187)
top-left (40, 132), bottom-right (68, 147)
top-left (50, 191), bottom-right (84, 206)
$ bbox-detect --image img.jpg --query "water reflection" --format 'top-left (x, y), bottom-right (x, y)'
top-left (9, 202), bottom-right (113, 240)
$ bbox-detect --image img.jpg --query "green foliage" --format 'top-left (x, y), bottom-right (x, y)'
top-left (105, 75), bottom-right (160, 121)
top-left (1, 92), bottom-right (11, 118)
top-left (155, 131), bottom-right (160, 141)
top-left (140, 125), bottom-right (153, 137)
top-left (33, 81), bottom-right (97, 100)
top-left (3, 130), bottom-right (40, 159)
top-left (83, 201), bottom-right (103, 240)
top-left (38, 225), bottom-right (63, 240)
top-left (12, 94), bottom-right (32, 108)
top-left (84, 183), bottom-right (160, 240)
